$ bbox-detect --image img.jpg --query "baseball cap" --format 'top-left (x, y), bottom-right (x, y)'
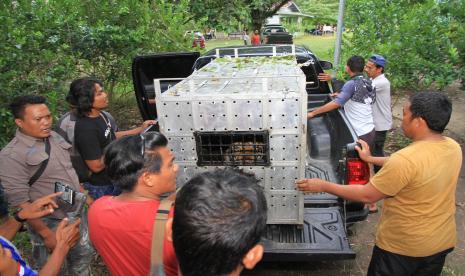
top-left (369, 54), bottom-right (386, 68)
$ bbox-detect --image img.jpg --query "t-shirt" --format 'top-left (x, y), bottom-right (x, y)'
top-left (334, 75), bottom-right (375, 136)
top-left (74, 113), bottom-right (117, 186)
top-left (0, 236), bottom-right (37, 276)
top-left (251, 34), bottom-right (260, 45)
top-left (88, 196), bottom-right (178, 276)
top-left (371, 137), bottom-right (462, 257)
top-left (371, 74), bottom-right (392, 131)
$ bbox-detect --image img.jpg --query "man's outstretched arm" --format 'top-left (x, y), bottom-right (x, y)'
top-left (296, 178), bottom-right (387, 203)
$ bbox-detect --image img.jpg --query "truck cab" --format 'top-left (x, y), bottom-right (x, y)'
top-left (132, 45), bottom-right (369, 261)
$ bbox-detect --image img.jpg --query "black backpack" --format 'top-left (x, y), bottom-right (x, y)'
top-left (54, 111), bottom-right (115, 182)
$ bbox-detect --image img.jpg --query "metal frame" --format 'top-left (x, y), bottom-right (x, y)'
top-left (154, 57), bottom-right (307, 224)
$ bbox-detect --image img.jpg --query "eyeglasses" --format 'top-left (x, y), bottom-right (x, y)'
top-left (140, 134), bottom-right (145, 156)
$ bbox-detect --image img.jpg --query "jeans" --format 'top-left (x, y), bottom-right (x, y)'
top-left (28, 213), bottom-right (95, 275)
top-left (373, 131), bottom-right (388, 172)
top-left (0, 183), bottom-right (9, 218)
top-left (83, 182), bottom-right (121, 200)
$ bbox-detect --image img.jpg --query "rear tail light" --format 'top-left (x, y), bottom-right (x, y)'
top-left (347, 158), bottom-right (369, 185)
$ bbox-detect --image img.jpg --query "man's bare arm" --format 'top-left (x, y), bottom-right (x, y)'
top-left (355, 139), bottom-right (389, 167)
top-left (19, 202), bottom-right (56, 251)
top-left (307, 101), bottom-right (341, 118)
top-left (296, 179), bottom-right (387, 203)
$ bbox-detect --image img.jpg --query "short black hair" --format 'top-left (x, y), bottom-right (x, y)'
top-left (66, 77), bottom-right (103, 116)
top-left (9, 95), bottom-right (46, 119)
top-left (409, 92), bottom-right (452, 133)
top-left (347, 55), bottom-right (365, 73)
top-left (173, 168), bottom-right (267, 276)
top-left (104, 132), bottom-right (168, 191)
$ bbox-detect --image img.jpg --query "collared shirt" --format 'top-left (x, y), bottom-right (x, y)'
top-left (0, 129), bottom-right (80, 219)
top-left (371, 74), bottom-right (392, 131)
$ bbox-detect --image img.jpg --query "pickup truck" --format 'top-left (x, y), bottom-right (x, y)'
top-left (132, 45), bottom-right (369, 261)
top-left (261, 25), bottom-right (293, 44)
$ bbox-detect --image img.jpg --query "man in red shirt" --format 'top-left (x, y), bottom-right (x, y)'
top-left (251, 30), bottom-right (261, 45)
top-left (88, 132), bottom-right (178, 276)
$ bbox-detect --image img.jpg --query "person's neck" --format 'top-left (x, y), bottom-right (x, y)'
top-left (117, 189), bottom-right (161, 202)
top-left (87, 108), bottom-right (100, 118)
top-left (350, 72), bottom-right (363, 78)
top-left (411, 130), bottom-right (445, 142)
top-left (372, 72), bottom-right (383, 79)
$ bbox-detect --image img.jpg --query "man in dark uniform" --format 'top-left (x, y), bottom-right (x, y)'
top-left (0, 95), bottom-right (94, 275)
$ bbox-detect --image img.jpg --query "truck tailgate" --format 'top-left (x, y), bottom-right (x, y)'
top-left (262, 207), bottom-right (354, 261)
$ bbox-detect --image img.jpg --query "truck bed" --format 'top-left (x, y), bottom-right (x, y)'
top-left (263, 94), bottom-right (364, 261)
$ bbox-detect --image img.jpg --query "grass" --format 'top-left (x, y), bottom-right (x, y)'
top-left (203, 34), bottom-right (335, 62)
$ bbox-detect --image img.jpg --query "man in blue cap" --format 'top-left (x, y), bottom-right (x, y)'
top-left (364, 54), bottom-right (391, 213)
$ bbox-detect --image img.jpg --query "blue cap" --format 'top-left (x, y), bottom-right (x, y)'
top-left (369, 54), bottom-right (386, 68)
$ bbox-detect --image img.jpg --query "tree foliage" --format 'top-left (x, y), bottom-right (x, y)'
top-left (188, 0), bottom-right (289, 31)
top-left (344, 0), bottom-right (463, 90)
top-left (294, 0), bottom-right (339, 24)
top-left (0, 0), bottom-right (191, 147)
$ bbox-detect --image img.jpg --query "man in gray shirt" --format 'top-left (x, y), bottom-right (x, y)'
top-left (0, 95), bottom-right (94, 275)
top-left (365, 55), bottom-right (392, 172)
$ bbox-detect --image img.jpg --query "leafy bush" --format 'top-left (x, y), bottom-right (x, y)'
top-left (343, 0), bottom-right (462, 91)
top-left (0, 0), bottom-right (192, 148)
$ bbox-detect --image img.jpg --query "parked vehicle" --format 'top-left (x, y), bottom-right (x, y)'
top-left (132, 45), bottom-right (369, 261)
top-left (261, 25), bottom-right (293, 44)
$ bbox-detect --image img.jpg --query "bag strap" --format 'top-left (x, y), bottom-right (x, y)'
top-left (28, 138), bottom-right (51, 186)
top-left (150, 195), bottom-right (175, 276)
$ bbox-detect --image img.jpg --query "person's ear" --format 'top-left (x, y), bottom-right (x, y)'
top-left (241, 244), bottom-right (264, 270)
top-left (15, 118), bottom-right (23, 128)
top-left (141, 172), bottom-right (155, 187)
top-left (165, 217), bottom-right (173, 242)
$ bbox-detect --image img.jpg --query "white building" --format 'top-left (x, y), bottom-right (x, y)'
top-left (266, 1), bottom-right (313, 25)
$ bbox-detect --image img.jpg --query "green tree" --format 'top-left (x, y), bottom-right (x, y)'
top-left (344, 0), bottom-right (462, 90)
top-left (188, 0), bottom-right (290, 31)
top-left (294, 0), bottom-right (339, 24)
top-left (0, 0), bottom-right (191, 147)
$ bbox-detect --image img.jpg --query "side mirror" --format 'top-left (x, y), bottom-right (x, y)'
top-left (320, 60), bottom-right (333, 70)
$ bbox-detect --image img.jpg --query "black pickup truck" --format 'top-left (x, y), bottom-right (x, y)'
top-left (132, 45), bottom-right (369, 261)
top-left (261, 25), bottom-right (293, 44)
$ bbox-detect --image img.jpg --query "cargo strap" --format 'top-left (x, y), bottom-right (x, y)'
top-left (28, 138), bottom-right (50, 186)
top-left (150, 195), bottom-right (175, 276)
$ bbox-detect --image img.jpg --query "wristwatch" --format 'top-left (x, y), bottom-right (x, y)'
top-left (13, 208), bottom-right (27, 223)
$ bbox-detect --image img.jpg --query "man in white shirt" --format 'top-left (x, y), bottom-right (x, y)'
top-left (308, 56), bottom-right (376, 148)
top-left (365, 55), bottom-right (392, 172)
